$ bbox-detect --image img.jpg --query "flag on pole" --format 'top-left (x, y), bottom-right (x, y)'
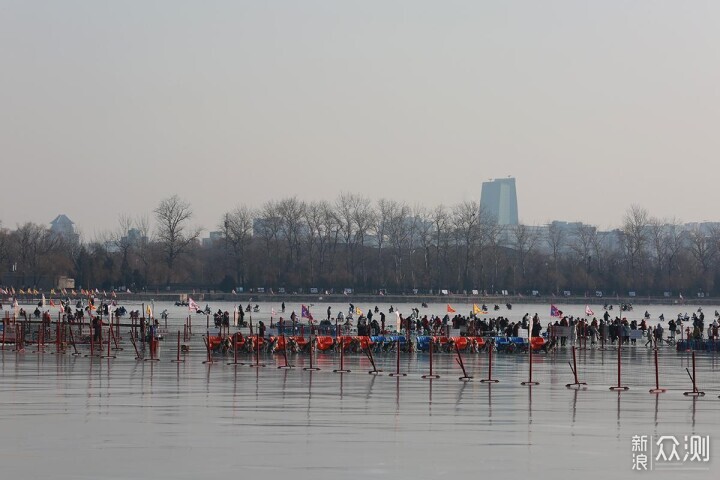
top-left (50, 299), bottom-right (55, 307)
top-left (356, 307), bottom-right (363, 316)
top-left (301, 304), bottom-right (313, 321)
top-left (472, 304), bottom-right (485, 315)
top-left (585, 305), bottom-right (594, 316)
top-left (188, 297), bottom-right (199, 312)
top-left (146, 305), bottom-right (152, 318)
top-left (679, 293), bottom-right (684, 300)
top-left (271, 308), bottom-right (276, 316)
top-left (447, 304), bottom-right (456, 313)
top-left (41, 294), bottom-right (46, 308)
top-left (550, 304), bottom-right (562, 317)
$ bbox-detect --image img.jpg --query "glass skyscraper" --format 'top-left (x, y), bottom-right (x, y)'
top-left (480, 177), bottom-right (518, 225)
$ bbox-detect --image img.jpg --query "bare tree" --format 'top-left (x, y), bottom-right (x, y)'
top-left (451, 200), bottom-right (481, 290)
top-left (112, 214), bottom-right (135, 286)
top-left (12, 223), bottom-right (60, 286)
top-left (385, 201), bottom-right (411, 288)
top-left (430, 205), bottom-right (450, 290)
top-left (546, 222), bottom-right (566, 295)
top-left (154, 195), bottom-right (202, 284)
top-left (688, 225), bottom-right (718, 293)
top-left (334, 193), bottom-right (371, 282)
top-left (221, 206), bottom-right (254, 289)
top-left (277, 197), bottom-right (306, 272)
top-left (512, 224), bottom-right (539, 292)
top-left (620, 204), bottom-right (650, 290)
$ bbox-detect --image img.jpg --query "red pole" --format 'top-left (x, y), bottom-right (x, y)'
top-left (103, 325), bottom-right (116, 359)
top-left (455, 344), bottom-right (472, 381)
top-left (334, 336), bottom-right (351, 373)
top-left (565, 345), bottom-right (587, 388)
top-left (649, 348), bottom-right (666, 393)
top-left (86, 324), bottom-right (95, 358)
top-left (389, 338), bottom-right (406, 377)
top-left (202, 330), bottom-right (214, 364)
top-left (129, 331), bottom-right (142, 360)
top-left (423, 337), bottom-right (439, 379)
top-left (303, 334), bottom-right (320, 371)
top-left (173, 330), bottom-right (184, 363)
top-left (480, 340), bottom-right (499, 383)
top-left (522, 330), bottom-right (539, 386)
top-left (278, 334), bottom-right (293, 369)
top-left (68, 323), bottom-right (80, 356)
top-left (609, 331), bottom-right (628, 390)
top-left (251, 332), bottom-right (265, 367)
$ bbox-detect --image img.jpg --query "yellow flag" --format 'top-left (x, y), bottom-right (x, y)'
top-left (356, 307), bottom-right (363, 316)
top-left (147, 305), bottom-right (153, 317)
top-left (19, 289), bottom-right (25, 295)
top-left (51, 289), bottom-right (56, 295)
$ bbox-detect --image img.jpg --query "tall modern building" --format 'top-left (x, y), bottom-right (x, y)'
top-left (480, 177), bottom-right (519, 225)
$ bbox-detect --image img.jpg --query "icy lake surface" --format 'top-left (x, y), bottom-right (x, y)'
top-left (1, 301), bottom-right (718, 479)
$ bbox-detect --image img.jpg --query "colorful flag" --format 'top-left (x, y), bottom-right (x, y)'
top-left (111, 290), bottom-right (117, 298)
top-left (356, 307), bottom-right (363, 316)
top-left (447, 304), bottom-right (456, 313)
top-left (50, 289), bottom-right (56, 295)
top-left (550, 304), bottom-right (562, 317)
top-left (146, 305), bottom-right (152, 317)
top-left (188, 297), bottom-right (199, 312)
top-left (472, 304), bottom-right (483, 314)
top-left (49, 299), bottom-right (56, 307)
top-left (301, 304), bottom-right (313, 320)
top-left (585, 305), bottom-right (594, 316)
top-left (19, 289), bottom-right (25, 295)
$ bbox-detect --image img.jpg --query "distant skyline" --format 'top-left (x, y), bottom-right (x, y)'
top-left (3, 2), bottom-right (720, 237)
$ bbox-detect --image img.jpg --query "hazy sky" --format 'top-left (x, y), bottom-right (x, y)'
top-left (2, 1), bottom-right (719, 239)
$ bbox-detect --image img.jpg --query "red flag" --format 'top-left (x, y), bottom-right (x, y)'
top-left (550, 304), bottom-right (562, 317)
top-left (447, 304), bottom-right (456, 313)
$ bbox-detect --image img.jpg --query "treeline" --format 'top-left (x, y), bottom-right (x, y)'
top-left (2, 196), bottom-right (720, 297)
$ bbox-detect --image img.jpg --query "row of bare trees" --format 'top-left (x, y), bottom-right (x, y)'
top-left (2, 196), bottom-right (720, 297)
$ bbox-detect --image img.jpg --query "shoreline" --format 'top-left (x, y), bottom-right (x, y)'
top-left (3, 292), bottom-right (708, 306)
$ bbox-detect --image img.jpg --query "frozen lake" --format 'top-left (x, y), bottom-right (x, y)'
top-left (1, 300), bottom-right (719, 479)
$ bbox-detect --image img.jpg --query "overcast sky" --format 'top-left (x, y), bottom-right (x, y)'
top-left (2, 1), bottom-right (719, 239)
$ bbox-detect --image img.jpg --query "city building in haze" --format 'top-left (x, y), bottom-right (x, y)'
top-left (480, 177), bottom-right (519, 225)
top-left (49, 214), bottom-right (79, 244)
